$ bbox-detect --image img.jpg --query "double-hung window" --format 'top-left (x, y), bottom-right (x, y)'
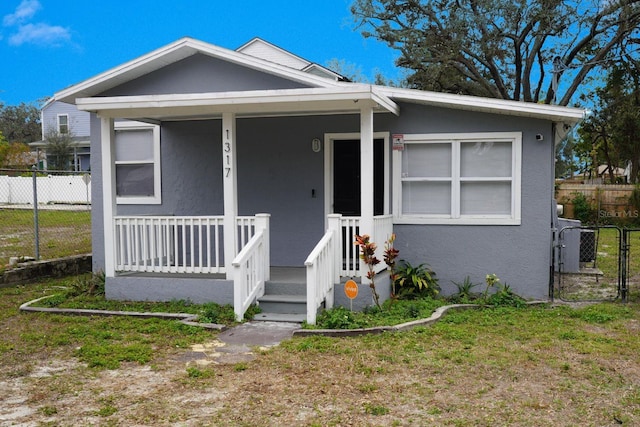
top-left (393, 132), bottom-right (521, 224)
top-left (114, 121), bottom-right (161, 204)
top-left (57, 114), bottom-right (69, 134)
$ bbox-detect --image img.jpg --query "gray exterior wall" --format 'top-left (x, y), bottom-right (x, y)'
top-left (89, 53), bottom-right (557, 302)
top-left (101, 54), bottom-right (311, 97)
top-left (105, 276), bottom-right (233, 305)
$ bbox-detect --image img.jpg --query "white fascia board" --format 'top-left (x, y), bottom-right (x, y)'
top-left (55, 37), bottom-right (343, 105)
top-left (376, 86), bottom-right (585, 124)
top-left (76, 86), bottom-right (399, 118)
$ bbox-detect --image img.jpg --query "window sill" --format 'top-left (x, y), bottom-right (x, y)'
top-left (117, 196), bottom-right (161, 205)
top-left (393, 216), bottom-right (521, 226)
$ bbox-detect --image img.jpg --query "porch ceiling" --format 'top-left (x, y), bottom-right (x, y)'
top-left (76, 86), bottom-right (399, 121)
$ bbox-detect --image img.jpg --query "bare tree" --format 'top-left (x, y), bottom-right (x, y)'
top-left (43, 127), bottom-right (74, 171)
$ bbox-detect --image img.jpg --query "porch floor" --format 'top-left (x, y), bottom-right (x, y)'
top-left (116, 266), bottom-right (306, 282)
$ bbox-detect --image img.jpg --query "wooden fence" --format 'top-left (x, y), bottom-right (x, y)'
top-left (556, 183), bottom-right (638, 222)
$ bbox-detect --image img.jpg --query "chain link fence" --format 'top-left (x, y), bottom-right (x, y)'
top-left (0, 168), bottom-right (92, 269)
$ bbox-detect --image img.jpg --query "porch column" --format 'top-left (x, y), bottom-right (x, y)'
top-left (100, 117), bottom-right (117, 277)
top-left (360, 106), bottom-right (374, 236)
top-left (222, 112), bottom-right (238, 279)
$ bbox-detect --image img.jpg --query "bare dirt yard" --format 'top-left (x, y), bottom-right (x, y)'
top-left (1, 280), bottom-right (640, 426)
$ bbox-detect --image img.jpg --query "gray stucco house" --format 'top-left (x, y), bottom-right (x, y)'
top-left (52, 37), bottom-right (584, 323)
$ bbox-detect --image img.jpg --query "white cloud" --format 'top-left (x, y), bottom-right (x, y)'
top-left (3, 0), bottom-right (41, 27)
top-left (8, 23), bottom-right (70, 46)
top-left (2, 1), bottom-right (73, 47)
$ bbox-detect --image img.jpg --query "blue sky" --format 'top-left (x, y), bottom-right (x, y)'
top-left (0, 0), bottom-right (402, 106)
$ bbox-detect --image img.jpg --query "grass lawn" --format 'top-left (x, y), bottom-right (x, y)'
top-left (1, 276), bottom-right (640, 426)
top-left (557, 226), bottom-right (640, 301)
top-left (0, 208), bottom-right (91, 267)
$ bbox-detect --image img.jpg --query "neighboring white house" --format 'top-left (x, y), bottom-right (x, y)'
top-left (50, 37), bottom-right (585, 323)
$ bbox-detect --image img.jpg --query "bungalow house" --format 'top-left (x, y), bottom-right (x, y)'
top-left (51, 37), bottom-right (584, 323)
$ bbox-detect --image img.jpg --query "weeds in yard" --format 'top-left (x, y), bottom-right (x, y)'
top-left (3, 278), bottom-right (640, 425)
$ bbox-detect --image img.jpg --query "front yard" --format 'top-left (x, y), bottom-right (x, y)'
top-left (0, 208), bottom-right (91, 268)
top-left (1, 277), bottom-right (639, 426)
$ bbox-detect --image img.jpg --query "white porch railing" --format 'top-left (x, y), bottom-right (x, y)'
top-left (232, 214), bottom-right (270, 321)
top-left (114, 216), bottom-right (225, 273)
top-left (337, 214), bottom-right (394, 277)
top-left (303, 213), bottom-right (394, 324)
top-left (304, 219), bottom-right (340, 325)
top-left (114, 214), bottom-right (264, 274)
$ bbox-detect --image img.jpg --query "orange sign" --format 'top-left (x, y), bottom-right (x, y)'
top-left (344, 280), bottom-right (358, 299)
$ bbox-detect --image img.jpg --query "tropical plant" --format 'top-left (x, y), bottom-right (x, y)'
top-left (384, 233), bottom-right (400, 296)
top-left (394, 261), bottom-right (440, 299)
top-left (355, 234), bottom-right (383, 309)
top-left (450, 276), bottom-right (480, 303)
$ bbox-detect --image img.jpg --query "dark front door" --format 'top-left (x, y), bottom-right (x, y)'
top-left (333, 139), bottom-right (384, 216)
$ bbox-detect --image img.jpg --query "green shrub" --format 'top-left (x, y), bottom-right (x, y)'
top-left (450, 276), bottom-right (480, 303)
top-left (315, 306), bottom-right (365, 329)
top-left (394, 261), bottom-right (440, 299)
top-left (198, 303), bottom-right (236, 324)
top-left (572, 192), bottom-right (596, 224)
top-left (484, 283), bottom-right (527, 308)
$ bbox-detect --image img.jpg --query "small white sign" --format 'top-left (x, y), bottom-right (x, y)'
top-left (392, 134), bottom-right (404, 151)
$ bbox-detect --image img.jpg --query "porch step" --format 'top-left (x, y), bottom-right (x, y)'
top-left (252, 312), bottom-right (306, 323)
top-left (253, 269), bottom-right (309, 323)
top-left (257, 294), bottom-right (307, 315)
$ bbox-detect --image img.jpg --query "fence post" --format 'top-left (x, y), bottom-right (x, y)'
top-left (31, 165), bottom-right (39, 260)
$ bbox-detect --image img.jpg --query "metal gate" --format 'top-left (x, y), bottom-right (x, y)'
top-left (621, 229), bottom-right (640, 302)
top-left (554, 225), bottom-right (623, 302)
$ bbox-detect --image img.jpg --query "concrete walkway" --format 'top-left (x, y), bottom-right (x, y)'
top-left (179, 321), bottom-right (301, 366)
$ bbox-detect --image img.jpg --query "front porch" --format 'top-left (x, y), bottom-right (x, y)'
top-left (110, 213), bottom-right (394, 324)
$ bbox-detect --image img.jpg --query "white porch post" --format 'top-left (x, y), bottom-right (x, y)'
top-left (360, 106), bottom-right (375, 282)
top-left (100, 117), bottom-right (117, 277)
top-left (360, 106), bottom-right (374, 237)
top-left (222, 112), bottom-right (238, 279)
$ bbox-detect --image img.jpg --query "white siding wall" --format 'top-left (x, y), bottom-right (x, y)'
top-left (238, 39), bottom-right (309, 70)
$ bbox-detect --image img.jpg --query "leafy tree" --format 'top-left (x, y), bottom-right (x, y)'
top-left (351, 0), bottom-right (640, 106)
top-left (43, 127), bottom-right (74, 171)
top-left (0, 131), bottom-right (8, 167)
top-left (0, 101), bottom-right (42, 143)
top-left (577, 61), bottom-right (640, 183)
top-left (325, 58), bottom-right (403, 86)
top-left (0, 139), bottom-right (33, 169)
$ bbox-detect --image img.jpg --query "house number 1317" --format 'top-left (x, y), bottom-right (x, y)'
top-left (224, 131), bottom-right (231, 178)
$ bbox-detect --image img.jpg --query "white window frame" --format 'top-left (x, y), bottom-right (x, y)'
top-left (57, 114), bottom-right (69, 134)
top-left (393, 132), bottom-right (522, 225)
top-left (114, 121), bottom-right (161, 205)
top-left (323, 131), bottom-right (390, 222)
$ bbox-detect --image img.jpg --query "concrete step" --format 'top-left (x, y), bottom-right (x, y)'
top-left (252, 312), bottom-right (306, 323)
top-left (257, 294), bottom-right (306, 314)
top-left (264, 281), bottom-right (306, 296)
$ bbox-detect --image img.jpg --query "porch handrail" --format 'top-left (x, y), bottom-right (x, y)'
top-left (304, 228), bottom-right (338, 325)
top-left (338, 214), bottom-right (394, 277)
top-left (231, 230), bottom-right (267, 321)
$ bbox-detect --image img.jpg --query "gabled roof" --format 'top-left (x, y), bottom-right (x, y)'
top-left (59, 36), bottom-right (585, 141)
top-left (236, 37), bottom-right (346, 81)
top-left (55, 37), bottom-right (343, 104)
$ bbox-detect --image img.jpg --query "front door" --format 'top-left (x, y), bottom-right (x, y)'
top-left (333, 138), bottom-right (384, 216)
